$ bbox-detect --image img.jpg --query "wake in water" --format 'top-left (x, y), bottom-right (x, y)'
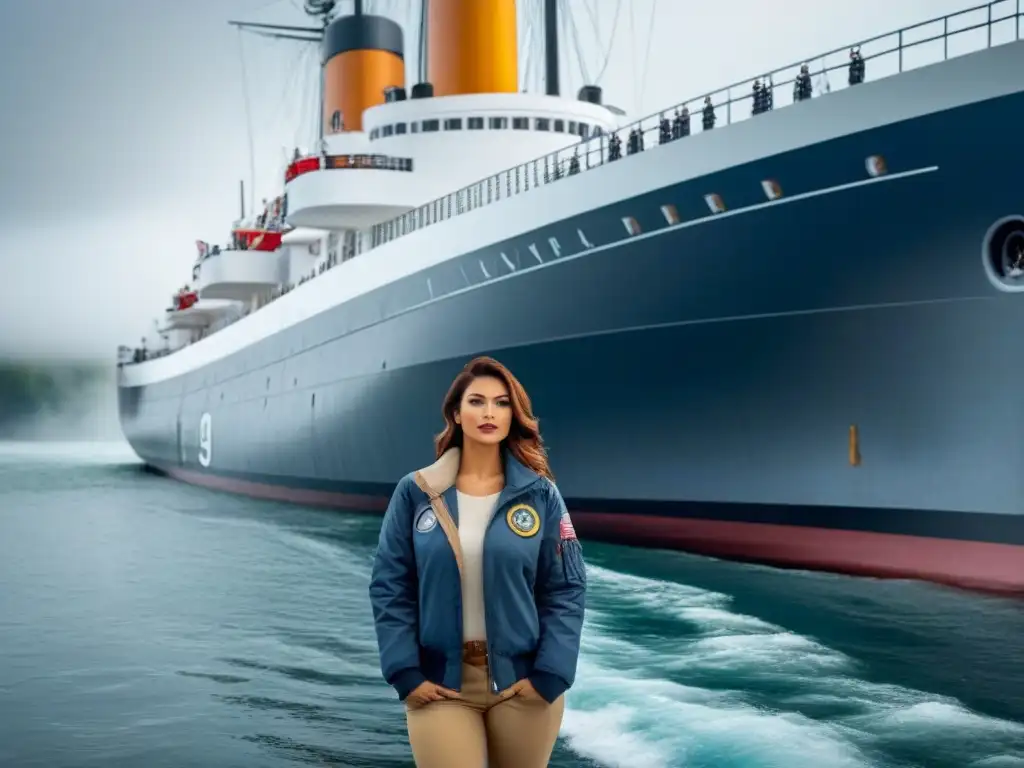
top-left (562, 566), bottom-right (1024, 768)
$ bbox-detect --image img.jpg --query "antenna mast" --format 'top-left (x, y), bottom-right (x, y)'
top-left (544, 0), bottom-right (559, 96)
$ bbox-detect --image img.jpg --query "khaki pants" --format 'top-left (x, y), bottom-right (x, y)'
top-left (405, 662), bottom-right (565, 768)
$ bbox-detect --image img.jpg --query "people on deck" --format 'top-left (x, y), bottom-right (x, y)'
top-left (369, 356), bottom-right (586, 768)
top-left (673, 106), bottom-right (691, 138)
top-left (794, 63), bottom-right (813, 101)
top-left (849, 47), bottom-right (865, 85)
top-left (702, 96), bottom-right (716, 130)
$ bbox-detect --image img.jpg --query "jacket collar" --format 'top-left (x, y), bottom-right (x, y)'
top-left (414, 446), bottom-right (541, 498)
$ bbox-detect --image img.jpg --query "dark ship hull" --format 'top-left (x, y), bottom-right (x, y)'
top-left (119, 43), bottom-right (1024, 595)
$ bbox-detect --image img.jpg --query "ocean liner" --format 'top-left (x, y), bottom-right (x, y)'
top-left (118, 0), bottom-right (1024, 594)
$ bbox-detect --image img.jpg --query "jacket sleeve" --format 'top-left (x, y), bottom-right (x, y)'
top-left (368, 474), bottom-right (426, 700)
top-left (529, 480), bottom-right (587, 703)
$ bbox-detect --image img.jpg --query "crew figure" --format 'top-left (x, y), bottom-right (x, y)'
top-left (849, 47), bottom-right (865, 86)
top-left (794, 63), bottom-right (813, 101)
top-left (627, 127), bottom-right (640, 155)
top-left (659, 114), bottom-right (671, 144)
top-left (673, 106), bottom-right (690, 138)
top-left (608, 132), bottom-right (622, 161)
top-left (702, 96), bottom-right (716, 131)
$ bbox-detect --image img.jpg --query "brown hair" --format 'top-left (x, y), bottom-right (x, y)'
top-left (435, 356), bottom-right (553, 480)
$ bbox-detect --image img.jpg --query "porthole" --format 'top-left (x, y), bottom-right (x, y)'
top-left (982, 215), bottom-right (1024, 292)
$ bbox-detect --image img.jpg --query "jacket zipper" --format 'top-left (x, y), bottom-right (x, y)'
top-left (481, 483), bottom-right (536, 697)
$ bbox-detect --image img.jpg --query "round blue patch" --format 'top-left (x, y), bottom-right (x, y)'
top-left (415, 506), bottom-right (438, 533)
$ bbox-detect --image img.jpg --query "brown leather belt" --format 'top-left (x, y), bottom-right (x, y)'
top-left (462, 640), bottom-right (488, 667)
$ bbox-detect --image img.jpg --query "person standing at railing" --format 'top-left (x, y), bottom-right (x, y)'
top-left (608, 132), bottom-right (622, 161)
top-left (752, 80), bottom-right (764, 115)
top-left (659, 114), bottom-right (671, 144)
top-left (702, 96), bottom-right (716, 130)
top-left (568, 150), bottom-right (580, 175)
top-left (673, 106), bottom-right (691, 138)
top-left (849, 47), bottom-right (865, 85)
top-left (794, 63), bottom-right (813, 101)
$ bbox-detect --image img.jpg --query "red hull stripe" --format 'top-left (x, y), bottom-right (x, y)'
top-left (155, 465), bottom-right (1024, 596)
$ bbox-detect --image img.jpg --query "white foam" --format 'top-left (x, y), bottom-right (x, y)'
top-left (563, 564), bottom-right (1024, 767)
top-left (0, 440), bottom-right (139, 464)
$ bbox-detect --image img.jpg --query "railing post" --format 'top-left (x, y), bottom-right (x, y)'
top-left (898, 29), bottom-right (903, 71)
top-left (944, 16), bottom-right (948, 59)
top-left (988, 2), bottom-right (993, 47)
top-left (726, 89), bottom-right (731, 125)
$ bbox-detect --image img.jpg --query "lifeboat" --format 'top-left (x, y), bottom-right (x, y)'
top-left (233, 227), bottom-right (284, 251)
top-left (174, 290), bottom-right (199, 311)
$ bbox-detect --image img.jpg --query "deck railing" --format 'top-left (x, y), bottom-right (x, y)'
top-left (367, 0), bottom-right (1022, 248)
top-left (285, 152), bottom-right (415, 183)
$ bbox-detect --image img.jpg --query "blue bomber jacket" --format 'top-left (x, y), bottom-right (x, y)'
top-left (368, 447), bottom-right (587, 704)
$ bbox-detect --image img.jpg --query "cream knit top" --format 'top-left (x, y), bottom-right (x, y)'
top-left (456, 490), bottom-right (501, 642)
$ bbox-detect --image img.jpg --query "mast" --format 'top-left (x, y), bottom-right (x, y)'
top-left (544, 0), bottom-right (559, 96)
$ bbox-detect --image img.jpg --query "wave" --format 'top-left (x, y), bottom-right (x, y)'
top-left (560, 565), bottom-right (1024, 768)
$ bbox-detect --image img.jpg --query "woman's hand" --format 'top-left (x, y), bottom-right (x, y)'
top-left (499, 679), bottom-right (544, 702)
top-left (405, 681), bottom-right (460, 709)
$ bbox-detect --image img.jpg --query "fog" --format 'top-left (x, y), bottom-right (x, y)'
top-left (0, 361), bottom-right (122, 443)
top-left (0, 0), bottom-right (976, 360)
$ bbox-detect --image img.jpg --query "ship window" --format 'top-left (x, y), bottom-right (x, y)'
top-left (591, 125), bottom-right (603, 137)
top-left (444, 118), bottom-right (463, 130)
top-left (535, 117), bottom-right (551, 131)
top-left (468, 117), bottom-right (484, 130)
top-left (382, 124), bottom-right (394, 137)
top-left (410, 122), bottom-right (420, 133)
top-left (577, 122), bottom-right (589, 138)
top-left (568, 121), bottom-right (578, 134)
top-left (512, 117), bottom-right (529, 130)
top-left (370, 128), bottom-right (379, 139)
top-left (422, 119), bottom-right (440, 132)
top-left (489, 116), bottom-right (508, 129)
top-left (553, 119), bottom-right (565, 132)
top-left (395, 122), bottom-right (407, 134)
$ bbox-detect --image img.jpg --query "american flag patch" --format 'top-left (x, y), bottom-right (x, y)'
top-left (559, 511), bottom-right (577, 541)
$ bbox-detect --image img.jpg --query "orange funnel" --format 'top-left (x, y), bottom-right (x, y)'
top-left (321, 14), bottom-right (405, 134)
top-left (428, 0), bottom-right (518, 97)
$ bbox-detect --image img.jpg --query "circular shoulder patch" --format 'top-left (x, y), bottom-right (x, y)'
top-left (415, 506), bottom-right (438, 533)
top-left (506, 503), bottom-right (540, 538)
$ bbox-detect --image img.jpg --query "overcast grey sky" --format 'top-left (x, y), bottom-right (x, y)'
top-left (0, 0), bottom-right (982, 360)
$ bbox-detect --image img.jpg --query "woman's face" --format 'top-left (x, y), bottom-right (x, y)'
top-left (456, 375), bottom-right (512, 447)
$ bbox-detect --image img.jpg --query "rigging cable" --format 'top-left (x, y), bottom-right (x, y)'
top-left (271, 41), bottom-right (312, 150)
top-left (577, 0), bottom-right (600, 48)
top-left (535, 0), bottom-right (546, 92)
top-left (592, 0), bottom-right (621, 84)
top-left (628, 0), bottom-right (637, 113)
top-left (236, 27), bottom-right (258, 218)
top-left (637, 0), bottom-right (658, 113)
top-left (562, 0), bottom-right (591, 87)
top-left (293, 45), bottom-right (316, 152)
top-left (519, 0), bottom-right (533, 91)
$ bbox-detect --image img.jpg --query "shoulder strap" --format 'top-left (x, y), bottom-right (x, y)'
top-left (413, 471), bottom-right (464, 575)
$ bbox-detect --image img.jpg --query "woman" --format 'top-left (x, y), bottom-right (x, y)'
top-left (369, 356), bottom-right (587, 768)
